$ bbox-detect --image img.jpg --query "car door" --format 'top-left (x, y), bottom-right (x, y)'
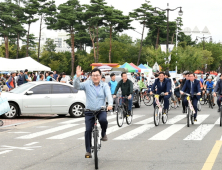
top-left (22, 84), bottom-right (52, 114)
top-left (51, 84), bottom-right (75, 113)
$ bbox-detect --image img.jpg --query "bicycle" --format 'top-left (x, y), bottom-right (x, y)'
top-left (84, 106), bottom-right (107, 170)
top-left (0, 120), bottom-right (3, 126)
top-left (116, 96), bottom-right (133, 127)
top-left (141, 88), bottom-right (154, 106)
top-left (182, 93), bottom-right (198, 127)
top-left (200, 89), bottom-right (208, 105)
top-left (153, 93), bottom-right (168, 126)
top-left (207, 88), bottom-right (214, 109)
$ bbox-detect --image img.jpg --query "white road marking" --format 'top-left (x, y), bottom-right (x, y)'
top-left (59, 118), bottom-right (84, 124)
top-left (109, 115), bottom-right (144, 124)
top-left (195, 115), bottom-right (209, 124)
top-left (215, 118), bottom-right (220, 125)
top-left (166, 115), bottom-right (186, 124)
top-left (0, 145), bottom-right (41, 151)
top-left (17, 124), bottom-right (78, 139)
top-left (47, 127), bottom-right (85, 139)
top-left (149, 124), bottom-right (186, 140)
top-left (25, 142), bottom-right (39, 146)
top-left (8, 132), bottom-right (30, 134)
top-left (114, 124), bottom-right (155, 140)
top-left (135, 117), bottom-right (153, 124)
top-left (184, 124), bottom-right (215, 140)
top-left (0, 150), bottom-right (12, 155)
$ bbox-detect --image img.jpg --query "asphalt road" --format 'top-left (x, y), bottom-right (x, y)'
top-left (0, 102), bottom-right (222, 170)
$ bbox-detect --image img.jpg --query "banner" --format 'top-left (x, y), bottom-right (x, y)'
top-left (160, 44), bottom-right (175, 53)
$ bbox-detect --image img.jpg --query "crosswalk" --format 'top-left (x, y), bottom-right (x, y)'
top-left (15, 114), bottom-right (222, 141)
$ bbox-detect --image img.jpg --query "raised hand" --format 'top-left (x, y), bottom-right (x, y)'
top-left (76, 65), bottom-right (83, 77)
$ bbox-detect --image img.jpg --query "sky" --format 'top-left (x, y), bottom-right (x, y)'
top-left (6, 0), bottom-right (222, 43)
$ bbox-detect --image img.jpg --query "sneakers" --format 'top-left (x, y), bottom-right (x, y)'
top-left (194, 118), bottom-right (197, 122)
top-left (85, 152), bottom-right (92, 158)
top-left (127, 110), bottom-right (131, 116)
top-left (101, 135), bottom-right (108, 141)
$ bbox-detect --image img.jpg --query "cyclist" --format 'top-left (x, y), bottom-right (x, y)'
top-left (180, 72), bottom-right (189, 113)
top-left (138, 76), bottom-right (147, 99)
top-left (205, 77), bottom-right (215, 106)
top-left (173, 78), bottom-right (181, 106)
top-left (73, 66), bottom-right (113, 158)
top-left (108, 73), bottom-right (118, 113)
top-left (180, 73), bottom-right (201, 121)
top-left (150, 72), bottom-right (171, 114)
top-left (213, 74), bottom-right (222, 112)
top-left (113, 72), bottom-right (133, 116)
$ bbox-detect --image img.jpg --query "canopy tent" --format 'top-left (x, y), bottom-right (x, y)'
top-left (144, 64), bottom-right (152, 69)
top-left (98, 65), bottom-right (112, 71)
top-left (129, 63), bottom-right (141, 72)
top-left (0, 57), bottom-right (51, 71)
top-left (119, 62), bottom-right (137, 73)
top-left (138, 64), bottom-right (152, 77)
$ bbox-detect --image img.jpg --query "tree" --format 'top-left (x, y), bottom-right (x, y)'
top-left (83, 0), bottom-right (107, 62)
top-left (104, 6), bottom-right (132, 63)
top-left (45, 0), bottom-right (84, 77)
top-left (130, 1), bottom-right (154, 65)
top-left (37, 0), bottom-right (56, 61)
top-left (24, 0), bottom-right (39, 57)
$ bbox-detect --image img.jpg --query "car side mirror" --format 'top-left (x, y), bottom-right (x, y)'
top-left (26, 91), bottom-right (33, 95)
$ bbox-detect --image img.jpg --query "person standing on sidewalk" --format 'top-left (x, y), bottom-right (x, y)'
top-left (108, 73), bottom-right (118, 113)
top-left (6, 72), bottom-right (16, 91)
top-left (73, 66), bottom-right (113, 158)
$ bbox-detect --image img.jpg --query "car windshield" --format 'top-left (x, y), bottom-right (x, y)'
top-left (9, 83), bottom-right (35, 94)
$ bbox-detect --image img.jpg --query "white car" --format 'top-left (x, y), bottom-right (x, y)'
top-left (0, 82), bottom-right (86, 119)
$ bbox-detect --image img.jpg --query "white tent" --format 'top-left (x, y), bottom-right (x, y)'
top-left (0, 57), bottom-right (51, 71)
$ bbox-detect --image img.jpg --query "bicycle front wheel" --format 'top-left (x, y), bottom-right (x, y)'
top-left (162, 110), bottom-right (168, 124)
top-left (187, 108), bottom-right (190, 127)
top-left (126, 109), bottom-right (133, 125)
top-left (154, 106), bottom-right (160, 126)
top-left (117, 107), bottom-right (124, 127)
top-left (143, 94), bottom-right (153, 106)
top-left (93, 130), bottom-right (99, 169)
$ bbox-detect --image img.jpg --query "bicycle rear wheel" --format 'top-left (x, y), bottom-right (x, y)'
top-left (126, 108), bottom-right (133, 125)
top-left (0, 120), bottom-right (3, 126)
top-left (143, 94), bottom-right (153, 106)
top-left (191, 112), bottom-right (194, 125)
top-left (117, 107), bottom-right (124, 127)
top-left (154, 106), bottom-right (160, 126)
top-left (210, 94), bottom-right (214, 109)
top-left (187, 108), bottom-right (190, 127)
top-left (220, 107), bottom-right (222, 127)
top-left (93, 130), bottom-right (99, 169)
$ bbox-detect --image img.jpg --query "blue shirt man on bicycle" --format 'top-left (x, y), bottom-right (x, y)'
top-left (205, 77), bottom-right (215, 106)
top-left (180, 73), bottom-right (201, 122)
top-left (74, 66), bottom-right (113, 158)
top-left (150, 72), bottom-right (171, 114)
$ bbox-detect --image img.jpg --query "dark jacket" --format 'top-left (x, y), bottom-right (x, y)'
top-left (214, 79), bottom-right (222, 95)
top-left (180, 78), bottom-right (186, 90)
top-left (151, 78), bottom-right (170, 94)
top-left (17, 74), bottom-right (24, 86)
top-left (181, 79), bottom-right (201, 99)
top-left (114, 79), bottom-right (133, 96)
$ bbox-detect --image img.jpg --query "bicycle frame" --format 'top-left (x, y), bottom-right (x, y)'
top-left (154, 94), bottom-right (164, 114)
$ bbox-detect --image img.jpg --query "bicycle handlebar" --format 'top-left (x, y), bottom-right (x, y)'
top-left (182, 92), bottom-right (199, 96)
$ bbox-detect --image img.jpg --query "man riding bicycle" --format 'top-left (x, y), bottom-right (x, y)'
top-left (205, 77), bottom-right (215, 106)
top-left (113, 72), bottom-right (133, 116)
top-left (213, 74), bottom-right (222, 112)
top-left (150, 72), bottom-right (171, 114)
top-left (180, 73), bottom-right (201, 121)
top-left (73, 66), bottom-right (113, 158)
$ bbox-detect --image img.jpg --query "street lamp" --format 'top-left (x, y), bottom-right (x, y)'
top-left (196, 35), bottom-right (213, 50)
top-left (153, 3), bottom-right (183, 53)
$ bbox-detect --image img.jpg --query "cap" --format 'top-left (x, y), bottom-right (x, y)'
top-left (110, 73), bottom-right (115, 77)
top-left (20, 70), bottom-right (23, 73)
top-left (11, 71), bottom-right (16, 74)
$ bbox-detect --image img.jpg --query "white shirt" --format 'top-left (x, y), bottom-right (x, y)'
top-left (61, 77), bottom-right (68, 84)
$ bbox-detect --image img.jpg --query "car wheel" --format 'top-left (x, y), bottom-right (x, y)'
top-left (69, 103), bottom-right (84, 118)
top-left (134, 94), bottom-right (141, 108)
top-left (2, 103), bottom-right (18, 119)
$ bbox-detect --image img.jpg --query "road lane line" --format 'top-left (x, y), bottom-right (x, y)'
top-left (201, 141), bottom-right (222, 170)
top-left (166, 115), bottom-right (186, 124)
top-left (25, 142), bottom-right (39, 146)
top-left (149, 124), bottom-right (186, 140)
top-left (135, 117), bottom-right (153, 124)
top-left (114, 124), bottom-right (155, 140)
top-left (47, 127), bottom-right (85, 139)
top-left (17, 124), bottom-right (78, 139)
top-left (0, 150), bottom-right (12, 155)
top-left (109, 115), bottom-right (144, 124)
top-left (184, 124), bottom-right (215, 140)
